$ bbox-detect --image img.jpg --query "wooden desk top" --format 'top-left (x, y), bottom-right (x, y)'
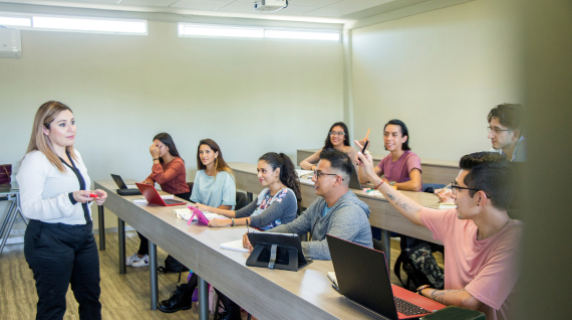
top-left (297, 148), bottom-right (458, 168)
top-left (94, 180), bottom-right (388, 320)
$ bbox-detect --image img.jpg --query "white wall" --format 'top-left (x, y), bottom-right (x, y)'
top-left (0, 20), bottom-right (344, 232)
top-left (350, 0), bottom-right (523, 160)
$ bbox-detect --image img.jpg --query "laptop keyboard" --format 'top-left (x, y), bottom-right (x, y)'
top-left (394, 297), bottom-right (430, 316)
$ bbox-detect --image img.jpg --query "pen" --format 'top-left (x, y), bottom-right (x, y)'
top-left (361, 128), bottom-right (371, 154)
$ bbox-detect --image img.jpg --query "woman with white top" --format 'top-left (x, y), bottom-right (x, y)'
top-left (17, 101), bottom-right (108, 320)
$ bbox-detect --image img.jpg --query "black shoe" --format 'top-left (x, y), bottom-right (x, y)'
top-left (157, 284), bottom-right (193, 313)
top-left (217, 305), bottom-right (241, 320)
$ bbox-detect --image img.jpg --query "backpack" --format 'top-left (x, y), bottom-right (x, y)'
top-left (394, 238), bottom-right (444, 290)
top-left (158, 255), bottom-right (189, 282)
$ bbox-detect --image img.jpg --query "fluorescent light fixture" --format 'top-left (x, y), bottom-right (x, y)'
top-left (32, 16), bottom-right (147, 34)
top-left (0, 16), bottom-right (31, 27)
top-left (179, 23), bottom-right (263, 38)
top-left (265, 29), bottom-right (340, 41)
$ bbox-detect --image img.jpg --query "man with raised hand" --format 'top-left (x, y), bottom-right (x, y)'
top-left (356, 142), bottom-right (522, 320)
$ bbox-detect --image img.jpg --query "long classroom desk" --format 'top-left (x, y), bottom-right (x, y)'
top-left (229, 162), bottom-right (443, 263)
top-left (297, 149), bottom-right (459, 185)
top-left (94, 179), bottom-right (389, 320)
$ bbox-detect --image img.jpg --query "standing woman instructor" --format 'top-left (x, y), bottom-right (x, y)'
top-left (17, 101), bottom-right (107, 320)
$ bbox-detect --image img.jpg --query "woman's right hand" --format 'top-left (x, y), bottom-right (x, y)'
top-left (73, 190), bottom-right (94, 204)
top-left (354, 140), bottom-right (376, 178)
top-left (435, 188), bottom-right (454, 203)
top-left (243, 233), bottom-right (253, 252)
top-left (142, 179), bottom-right (153, 185)
top-left (356, 138), bottom-right (370, 150)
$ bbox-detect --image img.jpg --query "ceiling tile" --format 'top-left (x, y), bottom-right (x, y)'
top-left (288, 0), bottom-right (342, 8)
top-left (302, 0), bottom-right (379, 17)
top-left (119, 0), bottom-right (179, 6)
top-left (217, 1), bottom-right (316, 15)
top-left (171, 0), bottom-right (234, 10)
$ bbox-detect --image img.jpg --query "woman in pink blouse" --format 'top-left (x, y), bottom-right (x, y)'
top-left (128, 132), bottom-right (190, 267)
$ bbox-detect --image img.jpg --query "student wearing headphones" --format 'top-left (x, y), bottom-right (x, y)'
top-left (356, 145), bottom-right (522, 320)
top-left (300, 122), bottom-right (357, 171)
top-left (126, 133), bottom-right (190, 268)
top-left (157, 139), bottom-right (236, 315)
top-left (357, 119), bottom-right (422, 191)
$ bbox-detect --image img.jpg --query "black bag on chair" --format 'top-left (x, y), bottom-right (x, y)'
top-left (158, 255), bottom-right (189, 282)
top-left (394, 241), bottom-right (444, 290)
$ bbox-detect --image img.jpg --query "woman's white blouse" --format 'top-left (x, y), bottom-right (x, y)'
top-left (17, 150), bottom-right (92, 225)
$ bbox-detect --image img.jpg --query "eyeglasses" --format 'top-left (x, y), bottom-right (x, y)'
top-left (450, 181), bottom-right (491, 199)
top-left (330, 131), bottom-right (346, 136)
top-left (313, 170), bottom-right (344, 180)
top-left (487, 126), bottom-right (512, 135)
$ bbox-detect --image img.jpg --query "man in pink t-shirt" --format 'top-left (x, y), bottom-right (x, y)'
top-left (355, 146), bottom-right (522, 320)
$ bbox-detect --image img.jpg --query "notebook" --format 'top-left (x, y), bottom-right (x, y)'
top-left (326, 234), bottom-right (445, 320)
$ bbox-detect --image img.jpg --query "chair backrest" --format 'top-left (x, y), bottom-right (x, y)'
top-left (186, 182), bottom-right (194, 195)
top-left (372, 237), bottom-right (386, 253)
top-left (236, 191), bottom-right (248, 210)
top-left (422, 183), bottom-right (446, 194)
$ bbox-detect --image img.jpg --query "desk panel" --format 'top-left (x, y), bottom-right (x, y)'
top-left (94, 179), bottom-right (388, 320)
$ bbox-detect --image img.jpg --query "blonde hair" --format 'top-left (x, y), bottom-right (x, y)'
top-left (26, 101), bottom-right (77, 173)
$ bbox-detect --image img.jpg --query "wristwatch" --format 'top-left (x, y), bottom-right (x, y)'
top-left (389, 181), bottom-right (396, 186)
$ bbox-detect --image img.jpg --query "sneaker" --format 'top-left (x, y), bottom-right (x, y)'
top-left (157, 284), bottom-right (193, 313)
top-left (131, 254), bottom-right (149, 267)
top-left (126, 253), bottom-right (142, 266)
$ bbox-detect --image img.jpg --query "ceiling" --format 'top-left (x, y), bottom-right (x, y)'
top-left (0, 0), bottom-right (435, 24)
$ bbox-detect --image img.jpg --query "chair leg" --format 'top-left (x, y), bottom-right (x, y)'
top-left (213, 295), bottom-right (222, 320)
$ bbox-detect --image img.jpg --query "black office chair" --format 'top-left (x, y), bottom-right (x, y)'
top-left (186, 182), bottom-right (194, 195)
top-left (213, 193), bottom-right (251, 320)
top-left (373, 237), bottom-right (387, 253)
top-left (422, 183), bottom-right (446, 194)
top-left (236, 191), bottom-right (248, 210)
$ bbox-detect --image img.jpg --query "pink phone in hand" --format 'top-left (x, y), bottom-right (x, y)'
top-left (188, 205), bottom-right (210, 226)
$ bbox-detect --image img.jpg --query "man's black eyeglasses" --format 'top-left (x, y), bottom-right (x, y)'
top-left (451, 182), bottom-right (491, 199)
top-left (313, 170), bottom-right (344, 180)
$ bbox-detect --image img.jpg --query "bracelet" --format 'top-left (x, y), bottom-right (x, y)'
top-left (231, 218), bottom-right (235, 227)
top-left (153, 158), bottom-right (159, 161)
top-left (374, 180), bottom-right (385, 190)
top-left (416, 284), bottom-right (430, 295)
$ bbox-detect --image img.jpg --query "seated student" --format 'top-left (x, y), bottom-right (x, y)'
top-left (300, 122), bottom-right (357, 171)
top-left (487, 103), bottom-right (526, 162)
top-left (193, 152), bottom-right (302, 320)
top-left (356, 144), bottom-right (522, 320)
top-left (248, 148), bottom-right (372, 260)
top-left (437, 104), bottom-right (525, 202)
top-left (158, 139), bottom-right (236, 314)
top-left (357, 119), bottom-right (422, 191)
top-left (127, 133), bottom-right (190, 268)
top-left (197, 152), bottom-right (301, 229)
